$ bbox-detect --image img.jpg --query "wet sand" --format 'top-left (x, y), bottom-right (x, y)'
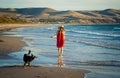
top-left (0, 66), bottom-right (89, 78)
top-left (0, 36), bottom-right (26, 59)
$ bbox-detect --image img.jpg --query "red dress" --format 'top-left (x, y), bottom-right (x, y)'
top-left (57, 31), bottom-right (65, 48)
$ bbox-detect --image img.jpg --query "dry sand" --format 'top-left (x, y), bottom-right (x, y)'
top-left (0, 24), bottom-right (90, 78)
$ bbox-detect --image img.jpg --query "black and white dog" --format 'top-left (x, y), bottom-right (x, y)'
top-left (23, 53), bottom-right (36, 67)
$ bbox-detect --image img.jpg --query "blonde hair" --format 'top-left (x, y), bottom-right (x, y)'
top-left (58, 25), bottom-right (64, 31)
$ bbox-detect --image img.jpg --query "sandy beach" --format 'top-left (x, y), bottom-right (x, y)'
top-left (0, 24), bottom-right (90, 78)
top-left (0, 36), bottom-right (26, 59)
top-left (0, 66), bottom-right (89, 78)
top-left (0, 24), bottom-right (45, 32)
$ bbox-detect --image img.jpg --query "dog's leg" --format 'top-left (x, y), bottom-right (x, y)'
top-left (23, 62), bottom-right (26, 66)
top-left (28, 62), bottom-right (30, 66)
top-left (23, 62), bottom-right (27, 69)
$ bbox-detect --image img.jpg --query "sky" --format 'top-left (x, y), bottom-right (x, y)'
top-left (0, 0), bottom-right (120, 10)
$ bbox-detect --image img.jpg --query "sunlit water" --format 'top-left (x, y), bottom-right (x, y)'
top-left (0, 24), bottom-right (120, 78)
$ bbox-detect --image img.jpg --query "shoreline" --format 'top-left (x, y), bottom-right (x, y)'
top-left (0, 23), bottom-right (48, 58)
top-left (0, 23), bottom-right (90, 78)
top-left (0, 23), bottom-right (47, 32)
top-left (0, 36), bottom-right (27, 59)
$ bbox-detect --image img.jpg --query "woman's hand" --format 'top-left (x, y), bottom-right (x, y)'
top-left (50, 35), bottom-right (56, 38)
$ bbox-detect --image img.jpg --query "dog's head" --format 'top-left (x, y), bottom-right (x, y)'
top-left (32, 55), bottom-right (37, 60)
top-left (30, 55), bottom-right (37, 61)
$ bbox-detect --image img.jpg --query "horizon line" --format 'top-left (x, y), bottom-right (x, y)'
top-left (0, 7), bottom-right (119, 11)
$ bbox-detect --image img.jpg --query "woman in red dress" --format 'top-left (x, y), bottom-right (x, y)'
top-left (56, 25), bottom-right (65, 56)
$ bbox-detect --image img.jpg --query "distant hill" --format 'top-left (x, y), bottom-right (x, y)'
top-left (0, 16), bottom-right (27, 24)
top-left (0, 8), bottom-right (120, 24)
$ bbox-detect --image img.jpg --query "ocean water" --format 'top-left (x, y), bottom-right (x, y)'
top-left (1, 24), bottom-right (120, 78)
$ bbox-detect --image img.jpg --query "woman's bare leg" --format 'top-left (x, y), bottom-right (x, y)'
top-left (58, 47), bottom-right (64, 56)
top-left (58, 48), bottom-right (60, 56)
top-left (61, 47), bottom-right (63, 56)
